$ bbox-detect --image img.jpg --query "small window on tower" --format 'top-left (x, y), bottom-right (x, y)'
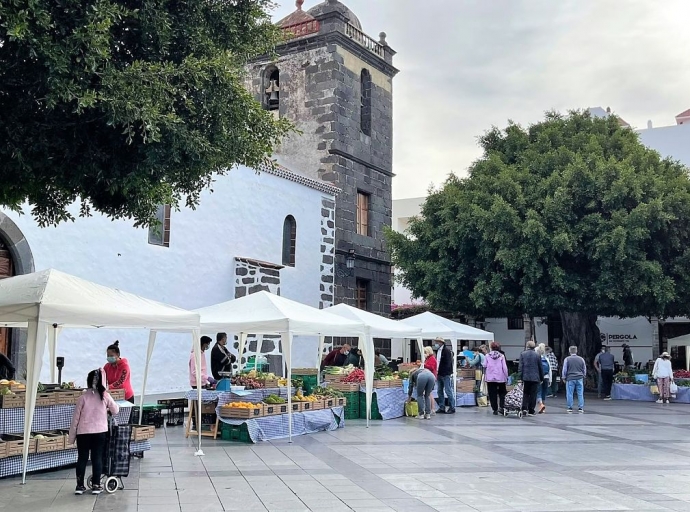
top-left (360, 69), bottom-right (372, 136)
top-left (356, 191), bottom-right (370, 236)
top-left (264, 68), bottom-right (280, 112)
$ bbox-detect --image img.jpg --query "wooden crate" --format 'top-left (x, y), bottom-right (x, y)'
top-left (262, 403), bottom-right (288, 416)
top-left (218, 405), bottom-right (263, 419)
top-left (262, 379), bottom-right (278, 388)
top-left (292, 368), bottom-right (318, 375)
top-left (323, 398), bottom-right (335, 409)
top-left (1, 434), bottom-right (36, 457)
top-left (300, 401), bottom-right (314, 412)
top-left (324, 374), bottom-right (342, 382)
top-left (329, 382), bottom-right (360, 392)
top-left (397, 363), bottom-right (419, 373)
top-left (289, 402), bottom-right (304, 413)
top-left (0, 440), bottom-right (6, 459)
top-left (55, 429), bottom-right (76, 449)
top-left (108, 388), bottom-right (126, 401)
top-left (459, 369), bottom-right (475, 379)
top-left (55, 390), bottom-right (81, 405)
top-left (388, 379), bottom-right (403, 388)
top-left (373, 380), bottom-right (390, 389)
top-left (130, 425), bottom-right (156, 441)
top-left (35, 392), bottom-right (57, 407)
top-left (310, 399), bottom-right (324, 410)
top-left (34, 432), bottom-right (66, 453)
top-left (0, 393), bottom-right (25, 409)
top-left (333, 397), bottom-right (347, 408)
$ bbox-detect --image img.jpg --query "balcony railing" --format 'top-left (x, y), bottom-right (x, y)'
top-left (345, 23), bottom-right (384, 58)
top-left (282, 20), bottom-right (320, 40)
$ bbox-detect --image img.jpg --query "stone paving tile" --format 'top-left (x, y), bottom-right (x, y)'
top-left (3, 397), bottom-right (690, 511)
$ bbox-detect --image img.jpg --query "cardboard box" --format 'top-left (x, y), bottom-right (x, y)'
top-left (218, 405), bottom-right (263, 419)
top-left (130, 425), bottom-right (156, 441)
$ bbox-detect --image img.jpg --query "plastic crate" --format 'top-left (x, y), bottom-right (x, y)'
top-left (293, 374), bottom-right (318, 394)
top-left (358, 392), bottom-right (382, 420)
top-left (220, 422), bottom-right (252, 443)
top-left (140, 405), bottom-right (165, 428)
top-left (342, 391), bottom-right (360, 420)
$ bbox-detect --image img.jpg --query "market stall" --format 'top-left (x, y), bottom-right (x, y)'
top-left (667, 334), bottom-right (690, 371)
top-left (194, 291), bottom-right (366, 441)
top-left (0, 269), bottom-right (201, 482)
top-left (611, 369), bottom-right (690, 403)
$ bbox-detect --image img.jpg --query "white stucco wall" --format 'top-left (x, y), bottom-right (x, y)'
top-left (4, 166), bottom-right (333, 394)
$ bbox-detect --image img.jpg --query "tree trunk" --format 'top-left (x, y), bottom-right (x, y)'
top-left (559, 312), bottom-right (601, 389)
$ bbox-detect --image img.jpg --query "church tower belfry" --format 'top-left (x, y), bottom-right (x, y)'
top-left (247, 0), bottom-right (397, 315)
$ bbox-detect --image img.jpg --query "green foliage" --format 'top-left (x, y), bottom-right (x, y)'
top-left (0, 0), bottom-right (290, 226)
top-left (389, 111), bottom-right (690, 320)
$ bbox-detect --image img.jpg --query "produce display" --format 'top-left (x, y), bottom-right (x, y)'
top-left (324, 365), bottom-right (355, 376)
top-left (312, 386), bottom-right (344, 398)
top-left (263, 394), bottom-right (286, 404)
top-left (231, 375), bottom-right (264, 389)
top-left (673, 370), bottom-right (690, 379)
top-left (60, 382), bottom-right (76, 390)
top-left (343, 369), bottom-right (365, 383)
top-left (221, 402), bottom-right (262, 409)
top-left (291, 392), bottom-right (320, 403)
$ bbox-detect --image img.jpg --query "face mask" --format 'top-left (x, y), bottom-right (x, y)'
top-left (344, 351), bottom-right (350, 356)
top-left (107, 356), bottom-right (117, 364)
top-left (433, 344), bottom-right (440, 350)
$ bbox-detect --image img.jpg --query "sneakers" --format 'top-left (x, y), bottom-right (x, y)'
top-left (656, 399), bottom-right (663, 404)
top-left (446, 409), bottom-right (456, 415)
top-left (546, 394), bottom-right (554, 398)
top-left (567, 408), bottom-right (573, 414)
top-left (578, 408), bottom-right (584, 414)
top-left (91, 485), bottom-right (103, 495)
top-left (74, 485), bottom-right (86, 495)
top-left (604, 396), bottom-right (612, 401)
top-left (424, 414), bottom-right (431, 420)
top-left (435, 409), bottom-right (446, 414)
top-left (527, 412), bottom-right (536, 417)
top-left (493, 410), bottom-right (498, 416)
top-left (417, 414), bottom-right (425, 419)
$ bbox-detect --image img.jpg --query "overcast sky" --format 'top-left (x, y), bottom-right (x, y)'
top-left (270, 1), bottom-right (690, 200)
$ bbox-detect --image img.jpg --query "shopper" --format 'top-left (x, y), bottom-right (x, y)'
top-left (563, 346), bottom-right (586, 413)
top-left (423, 346), bottom-right (438, 414)
top-left (518, 341), bottom-right (544, 416)
top-left (622, 343), bottom-right (635, 369)
top-left (598, 346), bottom-right (615, 400)
top-left (0, 350), bottom-right (15, 381)
top-left (69, 369), bottom-right (120, 496)
top-left (593, 346), bottom-right (605, 397)
top-left (189, 336), bottom-right (214, 389)
top-left (210, 332), bottom-right (237, 381)
top-left (535, 343), bottom-right (551, 414)
top-left (485, 342), bottom-right (509, 415)
top-left (652, 352), bottom-right (674, 404)
top-left (545, 347), bottom-right (559, 397)
top-left (321, 344), bottom-right (351, 369)
top-left (407, 366), bottom-right (436, 419)
top-left (103, 341), bottom-right (134, 403)
top-left (434, 337), bottom-right (456, 414)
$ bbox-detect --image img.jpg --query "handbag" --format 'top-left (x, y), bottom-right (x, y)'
top-left (480, 376), bottom-right (488, 396)
top-left (404, 400), bottom-right (419, 417)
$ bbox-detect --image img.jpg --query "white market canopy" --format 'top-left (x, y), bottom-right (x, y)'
top-left (325, 303), bottom-right (424, 427)
top-left (400, 311), bottom-right (494, 342)
top-left (667, 334), bottom-right (690, 371)
top-left (0, 269), bottom-right (203, 482)
top-left (195, 291), bottom-right (367, 437)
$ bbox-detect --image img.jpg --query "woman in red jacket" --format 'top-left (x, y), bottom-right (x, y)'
top-left (103, 341), bottom-right (134, 403)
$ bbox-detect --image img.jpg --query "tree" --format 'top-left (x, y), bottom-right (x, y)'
top-left (0, 0), bottom-right (290, 226)
top-left (388, 111), bottom-right (690, 366)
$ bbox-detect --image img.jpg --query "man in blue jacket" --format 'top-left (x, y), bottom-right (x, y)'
top-left (518, 341), bottom-right (544, 416)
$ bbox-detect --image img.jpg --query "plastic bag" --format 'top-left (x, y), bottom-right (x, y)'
top-left (476, 395), bottom-right (488, 407)
top-left (405, 400), bottom-right (419, 417)
top-left (650, 385), bottom-right (659, 395)
top-left (670, 381), bottom-right (678, 397)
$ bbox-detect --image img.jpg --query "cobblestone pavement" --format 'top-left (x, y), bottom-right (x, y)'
top-left (1, 397), bottom-right (689, 512)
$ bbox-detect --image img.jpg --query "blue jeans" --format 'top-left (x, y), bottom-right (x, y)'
top-left (566, 379), bottom-right (585, 410)
top-left (437, 375), bottom-right (456, 412)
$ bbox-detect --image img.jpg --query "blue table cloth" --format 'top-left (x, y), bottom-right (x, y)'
top-left (612, 383), bottom-right (690, 403)
top-left (216, 406), bottom-right (344, 443)
top-left (184, 388), bottom-right (287, 403)
top-left (362, 386), bottom-right (476, 420)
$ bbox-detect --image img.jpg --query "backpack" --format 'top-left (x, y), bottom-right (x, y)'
top-left (541, 356), bottom-right (550, 377)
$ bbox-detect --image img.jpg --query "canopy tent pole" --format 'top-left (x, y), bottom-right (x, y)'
top-left (317, 335), bottom-right (325, 386)
top-left (192, 329), bottom-right (204, 456)
top-left (22, 319), bottom-right (46, 484)
top-left (282, 332), bottom-right (293, 442)
top-left (451, 338), bottom-right (458, 394)
top-left (361, 334), bottom-right (374, 428)
top-left (417, 337), bottom-right (424, 364)
top-left (47, 324), bottom-right (62, 383)
top-left (139, 330), bottom-right (157, 424)
top-left (238, 332), bottom-right (248, 371)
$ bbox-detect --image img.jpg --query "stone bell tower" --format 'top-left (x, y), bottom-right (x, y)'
top-left (247, 0), bottom-right (398, 316)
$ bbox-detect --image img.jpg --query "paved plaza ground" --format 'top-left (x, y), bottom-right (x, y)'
top-left (1, 397), bottom-right (689, 512)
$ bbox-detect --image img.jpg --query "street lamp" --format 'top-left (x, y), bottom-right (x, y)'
top-left (336, 249), bottom-right (356, 278)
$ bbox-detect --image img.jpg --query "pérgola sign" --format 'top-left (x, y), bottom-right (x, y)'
top-left (600, 333), bottom-right (638, 343)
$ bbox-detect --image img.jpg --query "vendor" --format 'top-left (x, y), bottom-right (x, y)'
top-left (103, 341), bottom-right (134, 403)
top-left (189, 336), bottom-right (215, 389)
top-left (321, 344), bottom-right (350, 369)
top-left (345, 348), bottom-right (363, 368)
top-left (376, 350), bottom-right (389, 367)
top-left (211, 332), bottom-right (237, 381)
